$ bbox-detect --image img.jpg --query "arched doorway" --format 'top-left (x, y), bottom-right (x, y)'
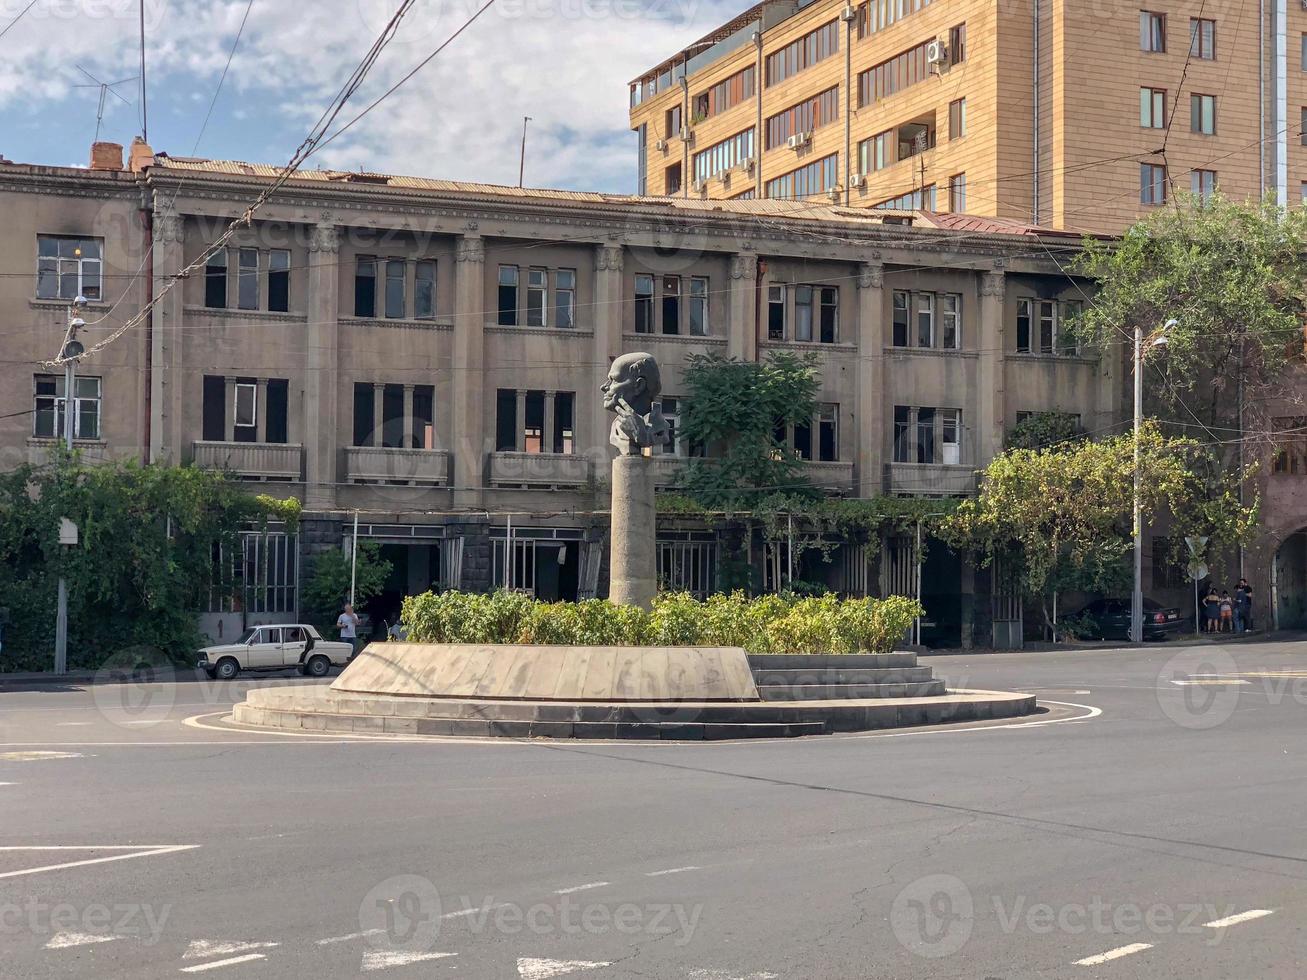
top-left (1273, 530), bottom-right (1307, 629)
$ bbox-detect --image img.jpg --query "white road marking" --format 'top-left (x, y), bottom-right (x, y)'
top-left (0, 782), bottom-right (15, 786)
top-left (1204, 909), bottom-right (1275, 929)
top-left (54, 722), bottom-right (92, 727)
top-left (316, 928), bottom-right (386, 945)
top-left (361, 950), bottom-right (456, 971)
top-left (0, 751), bottom-right (85, 761)
top-left (1075, 690), bottom-right (1091, 694)
top-left (1074, 943), bottom-right (1153, 966)
top-left (1171, 679), bottom-right (1250, 686)
top-left (687, 971), bottom-right (779, 980)
top-left (518, 958), bottom-right (612, 979)
top-left (442, 903), bottom-right (508, 919)
top-left (179, 953), bottom-right (266, 972)
top-left (645, 866), bottom-right (701, 877)
top-left (553, 882), bottom-right (609, 895)
top-left (45, 931), bottom-right (119, 949)
top-left (125, 719), bottom-right (165, 725)
top-left (0, 845), bottom-right (199, 880)
top-left (184, 940), bottom-right (279, 960)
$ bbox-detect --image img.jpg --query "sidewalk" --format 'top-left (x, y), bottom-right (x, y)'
top-left (918, 629), bottom-right (1301, 657)
top-left (0, 665), bottom-right (196, 687)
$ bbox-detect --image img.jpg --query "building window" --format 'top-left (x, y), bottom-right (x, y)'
top-left (795, 286), bottom-right (815, 342)
top-left (1191, 94), bottom-right (1216, 135)
top-left (941, 293), bottom-right (961, 349)
top-left (1302, 107), bottom-right (1307, 146)
top-left (858, 38), bottom-right (935, 108)
top-left (949, 23), bottom-right (966, 64)
top-left (237, 248), bottom-right (259, 311)
top-left (1273, 417), bottom-right (1307, 474)
top-left (872, 185), bottom-right (936, 210)
top-left (385, 259), bottom-right (406, 318)
top-left (634, 274), bottom-right (654, 333)
top-left (1016, 299), bottom-right (1081, 355)
top-left (1140, 163), bottom-right (1167, 205)
top-left (859, 130), bottom-right (890, 173)
top-left (893, 405), bottom-right (911, 462)
top-left (940, 408), bottom-right (961, 464)
top-left (662, 275), bottom-right (681, 334)
top-left (694, 128), bottom-right (756, 180)
top-left (895, 406), bottom-right (962, 465)
top-left (497, 265), bottom-right (519, 325)
top-left (892, 290), bottom-right (909, 347)
top-left (916, 293), bottom-right (935, 348)
top-left (892, 290), bottom-right (958, 349)
top-left (948, 173), bottom-right (967, 213)
top-left (414, 260), bottom-right (436, 319)
top-left (665, 105), bottom-right (682, 137)
top-left (1152, 536), bottom-right (1187, 589)
top-left (665, 162), bottom-right (682, 195)
top-left (1302, 33), bottom-right (1307, 71)
top-left (495, 390), bottom-right (574, 454)
top-left (33, 374), bottom-right (101, 440)
top-left (818, 403), bottom-right (838, 462)
top-left (693, 65), bottom-right (756, 121)
top-left (1140, 87), bottom-right (1166, 129)
top-left (786, 285), bottom-right (839, 343)
top-left (765, 153), bottom-right (839, 200)
top-left (1140, 11), bottom-right (1166, 52)
top-left (1191, 169), bottom-right (1218, 201)
top-left (765, 87), bottom-right (838, 150)
top-left (37, 236), bottom-right (102, 301)
top-left (233, 381), bottom-right (257, 441)
top-left (268, 249), bottom-right (290, 312)
top-left (948, 98), bottom-right (966, 139)
top-left (658, 397), bottom-right (682, 456)
top-left (819, 287), bottom-right (838, 343)
top-left (555, 269), bottom-right (576, 328)
top-left (768, 284), bottom-right (786, 340)
top-left (916, 407), bottom-right (935, 463)
top-left (688, 277), bottom-right (707, 336)
top-left (205, 249), bottom-right (227, 309)
top-left (765, 19), bottom-right (839, 87)
top-left (526, 267), bottom-right (547, 327)
top-left (856, 0), bottom-right (933, 39)
top-left (1190, 17), bottom-right (1215, 60)
top-left (354, 257), bottom-right (376, 317)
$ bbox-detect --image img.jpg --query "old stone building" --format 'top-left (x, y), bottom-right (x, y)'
top-left (4, 140), bottom-right (1119, 644)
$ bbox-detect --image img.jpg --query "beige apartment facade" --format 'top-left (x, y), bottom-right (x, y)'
top-left (630, 0), bottom-right (1307, 234)
top-left (0, 142), bottom-right (1125, 644)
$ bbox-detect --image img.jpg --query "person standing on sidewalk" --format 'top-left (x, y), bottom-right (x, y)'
top-left (337, 603), bottom-right (360, 659)
top-left (1236, 578), bottom-right (1254, 632)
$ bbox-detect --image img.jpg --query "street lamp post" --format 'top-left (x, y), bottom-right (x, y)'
top-left (53, 297), bottom-right (87, 675)
top-left (1131, 318), bottom-right (1177, 644)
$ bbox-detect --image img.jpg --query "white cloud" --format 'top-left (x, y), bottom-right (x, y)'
top-left (0, 0), bottom-right (738, 191)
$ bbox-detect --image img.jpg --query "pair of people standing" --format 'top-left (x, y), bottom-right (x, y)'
top-left (1201, 579), bottom-right (1253, 633)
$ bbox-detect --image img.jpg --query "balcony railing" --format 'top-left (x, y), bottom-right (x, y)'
top-left (806, 460), bottom-right (856, 494)
top-left (345, 447), bottom-right (450, 486)
top-left (192, 441), bottom-right (303, 481)
top-left (488, 451), bottom-right (591, 488)
top-left (884, 462), bottom-right (977, 496)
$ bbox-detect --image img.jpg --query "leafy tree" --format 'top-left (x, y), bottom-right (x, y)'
top-left (1076, 193), bottom-right (1307, 457)
top-left (0, 454), bottom-right (299, 671)
top-left (942, 422), bottom-right (1257, 632)
top-left (300, 540), bottom-right (392, 636)
top-left (1006, 411), bottom-right (1084, 451)
top-left (676, 352), bottom-right (821, 510)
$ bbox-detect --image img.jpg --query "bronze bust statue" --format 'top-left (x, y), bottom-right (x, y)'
top-left (602, 352), bottom-right (668, 456)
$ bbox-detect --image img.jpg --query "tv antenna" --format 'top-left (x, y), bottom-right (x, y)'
top-left (73, 65), bottom-right (138, 142)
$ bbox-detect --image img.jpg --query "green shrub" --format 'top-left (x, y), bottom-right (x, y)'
top-left (401, 590), bottom-right (922, 654)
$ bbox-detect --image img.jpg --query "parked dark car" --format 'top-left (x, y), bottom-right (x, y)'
top-left (1078, 598), bottom-right (1184, 640)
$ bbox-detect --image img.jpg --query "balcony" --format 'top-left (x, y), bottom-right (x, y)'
top-left (345, 447), bottom-right (450, 486)
top-left (488, 451), bottom-right (591, 488)
top-left (192, 441), bottom-right (303, 481)
top-left (806, 460), bottom-right (855, 494)
top-left (884, 462), bottom-right (977, 497)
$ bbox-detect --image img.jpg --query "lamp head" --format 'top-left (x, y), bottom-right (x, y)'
top-left (72, 294), bottom-right (88, 309)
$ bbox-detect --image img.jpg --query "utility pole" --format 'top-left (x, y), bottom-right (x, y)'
top-left (54, 297), bottom-right (87, 675)
top-left (518, 116), bottom-right (532, 188)
top-left (1131, 318), bottom-right (1176, 644)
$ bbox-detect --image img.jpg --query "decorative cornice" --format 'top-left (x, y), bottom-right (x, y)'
top-left (596, 244), bottom-right (624, 272)
top-left (760, 340), bottom-right (857, 353)
top-left (456, 236), bottom-right (485, 265)
top-left (308, 223), bottom-right (339, 254)
top-left (184, 305), bottom-right (309, 324)
top-left (153, 210), bottom-right (184, 244)
top-left (858, 262), bottom-right (884, 289)
top-left (980, 270), bottom-right (1006, 298)
top-left (730, 254), bottom-right (757, 281)
top-left (342, 316), bottom-right (453, 332)
top-left (485, 325), bottom-right (593, 338)
top-left (623, 332), bottom-right (727, 346)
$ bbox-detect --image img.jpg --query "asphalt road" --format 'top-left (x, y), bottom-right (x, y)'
top-left (1, 639), bottom-right (1305, 979)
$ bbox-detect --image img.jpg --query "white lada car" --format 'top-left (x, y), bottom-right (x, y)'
top-left (197, 624), bottom-right (353, 679)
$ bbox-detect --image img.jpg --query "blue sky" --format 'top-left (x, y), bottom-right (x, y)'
top-left (0, 0), bottom-right (732, 191)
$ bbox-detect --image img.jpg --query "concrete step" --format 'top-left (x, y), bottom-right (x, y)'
top-left (752, 667), bottom-right (936, 686)
top-left (746, 653), bottom-right (918, 670)
top-left (756, 680), bottom-right (947, 701)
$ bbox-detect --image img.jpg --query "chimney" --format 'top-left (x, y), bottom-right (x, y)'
top-left (128, 136), bottom-right (155, 173)
top-left (90, 141), bottom-right (124, 171)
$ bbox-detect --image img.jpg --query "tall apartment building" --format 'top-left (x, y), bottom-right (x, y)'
top-left (629, 0), bottom-right (1306, 233)
top-left (1, 140), bottom-right (1128, 645)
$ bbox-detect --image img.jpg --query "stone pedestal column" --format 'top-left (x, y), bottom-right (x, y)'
top-left (856, 260), bottom-right (885, 497)
top-left (609, 454), bottom-right (657, 610)
top-left (150, 207), bottom-right (185, 463)
top-left (977, 266), bottom-right (1007, 465)
top-left (591, 245), bottom-right (623, 460)
top-left (452, 235), bottom-right (486, 507)
top-left (727, 252), bottom-right (758, 360)
top-left (305, 222), bottom-right (340, 509)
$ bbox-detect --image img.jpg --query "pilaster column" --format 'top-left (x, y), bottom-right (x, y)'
top-left (223, 376), bottom-right (236, 441)
top-left (452, 234), bottom-right (486, 506)
top-left (543, 390), bottom-right (556, 454)
top-left (305, 221), bottom-right (340, 509)
top-left (150, 206), bottom-right (185, 463)
top-left (977, 266), bottom-right (1007, 465)
top-left (515, 390), bottom-right (528, 452)
top-left (372, 383), bottom-right (385, 447)
top-left (856, 260), bottom-right (885, 497)
top-left (402, 384), bottom-right (415, 448)
top-left (591, 244), bottom-right (623, 464)
top-left (255, 378), bottom-right (269, 442)
top-left (727, 251), bottom-right (758, 360)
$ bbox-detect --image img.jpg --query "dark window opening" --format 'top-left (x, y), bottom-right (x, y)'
top-left (354, 257), bottom-right (376, 317)
top-left (353, 383), bottom-right (374, 447)
top-left (205, 251), bottom-right (227, 309)
top-left (495, 390), bottom-right (518, 451)
top-left (202, 376), bottom-right (225, 441)
top-left (268, 249), bottom-right (290, 312)
top-left (265, 379), bottom-right (288, 444)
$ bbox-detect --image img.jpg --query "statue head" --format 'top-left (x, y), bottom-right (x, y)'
top-left (602, 352), bottom-right (661, 418)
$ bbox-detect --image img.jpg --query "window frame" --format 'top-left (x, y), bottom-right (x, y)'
top-left (1191, 93), bottom-right (1216, 135)
top-left (237, 247), bottom-right (260, 311)
top-left (1140, 10), bottom-right (1166, 53)
top-left (497, 265), bottom-right (520, 326)
top-left (1189, 17), bottom-right (1215, 60)
top-left (37, 235), bottom-right (103, 302)
top-left (233, 382), bottom-right (258, 433)
top-left (1140, 87), bottom-right (1166, 129)
top-left (555, 268), bottom-right (576, 329)
top-left (268, 248), bottom-right (290, 312)
top-left (32, 374), bottom-right (102, 441)
top-left (384, 258), bottom-right (406, 319)
top-left (526, 267), bottom-right (548, 327)
top-left (1140, 162), bottom-right (1168, 205)
top-left (414, 259), bottom-right (436, 319)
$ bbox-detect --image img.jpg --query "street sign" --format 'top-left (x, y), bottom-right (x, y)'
top-left (1185, 536), bottom-right (1209, 556)
top-left (58, 518), bottom-right (78, 546)
top-left (1189, 561), bottom-right (1209, 582)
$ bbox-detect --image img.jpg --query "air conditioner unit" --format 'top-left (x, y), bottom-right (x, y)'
top-left (741, 157), bottom-right (756, 174)
top-left (926, 39), bottom-right (948, 64)
top-left (849, 173), bottom-right (867, 189)
top-left (719, 169), bottom-right (731, 183)
top-left (786, 131), bottom-right (812, 150)
top-left (827, 187), bottom-right (842, 202)
top-left (655, 138), bottom-right (668, 151)
top-left (679, 126), bottom-right (694, 143)
top-left (691, 179), bottom-right (707, 193)
top-left (839, 3), bottom-right (857, 21)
